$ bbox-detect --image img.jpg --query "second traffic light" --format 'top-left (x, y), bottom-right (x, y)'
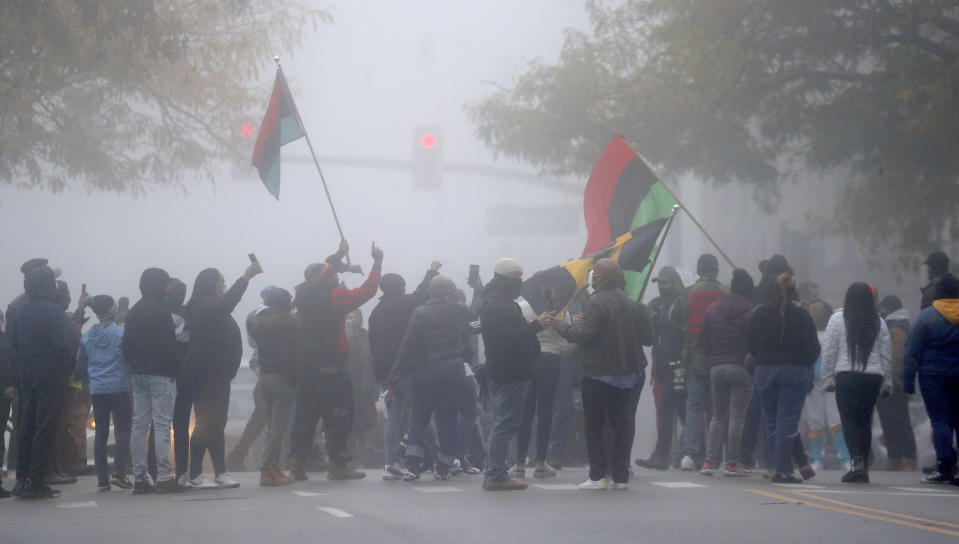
top-left (413, 125), bottom-right (443, 190)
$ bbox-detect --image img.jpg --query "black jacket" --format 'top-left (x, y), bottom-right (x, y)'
top-left (747, 301), bottom-right (820, 368)
top-left (480, 281), bottom-right (542, 384)
top-left (11, 267), bottom-right (72, 383)
top-left (246, 306), bottom-right (299, 381)
top-left (391, 299), bottom-right (473, 382)
top-left (648, 292), bottom-right (683, 374)
top-left (368, 269), bottom-right (438, 384)
top-left (0, 329), bottom-right (13, 390)
top-left (559, 286), bottom-right (650, 378)
top-left (184, 278), bottom-right (248, 382)
top-left (122, 273), bottom-right (179, 378)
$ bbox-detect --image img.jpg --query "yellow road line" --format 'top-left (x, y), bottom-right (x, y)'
top-left (789, 490), bottom-right (959, 530)
top-left (744, 489), bottom-right (959, 538)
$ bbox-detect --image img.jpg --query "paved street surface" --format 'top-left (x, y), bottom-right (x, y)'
top-left (1, 468), bottom-right (957, 543)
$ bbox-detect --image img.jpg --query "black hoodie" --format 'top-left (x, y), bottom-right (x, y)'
top-left (10, 266), bottom-right (72, 382)
top-left (122, 268), bottom-right (179, 378)
top-left (480, 274), bottom-right (542, 383)
top-left (368, 268), bottom-right (438, 385)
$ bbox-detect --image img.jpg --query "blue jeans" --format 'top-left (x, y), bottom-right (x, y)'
top-left (383, 376), bottom-right (412, 466)
top-left (406, 361), bottom-right (464, 465)
top-left (682, 374), bottom-right (709, 457)
top-left (485, 380), bottom-right (529, 483)
top-left (919, 374), bottom-right (959, 466)
top-left (91, 392), bottom-right (132, 484)
top-left (130, 374), bottom-right (176, 483)
top-left (755, 365), bottom-right (811, 474)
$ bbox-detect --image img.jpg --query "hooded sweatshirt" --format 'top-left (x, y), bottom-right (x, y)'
top-left (122, 269), bottom-right (179, 378)
top-left (480, 274), bottom-right (542, 383)
top-left (903, 299), bottom-right (959, 390)
top-left (368, 268), bottom-right (438, 384)
top-left (10, 266), bottom-right (72, 382)
top-left (820, 309), bottom-right (892, 392)
top-left (695, 294), bottom-right (754, 367)
top-left (77, 321), bottom-right (129, 394)
top-left (183, 275), bottom-right (249, 383)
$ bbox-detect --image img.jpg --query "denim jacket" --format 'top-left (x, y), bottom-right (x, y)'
top-left (77, 322), bottom-right (130, 394)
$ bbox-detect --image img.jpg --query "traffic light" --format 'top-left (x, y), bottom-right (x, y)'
top-left (413, 125), bottom-right (442, 190)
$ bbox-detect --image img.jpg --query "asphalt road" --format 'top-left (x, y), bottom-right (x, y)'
top-left (1, 467), bottom-right (957, 544)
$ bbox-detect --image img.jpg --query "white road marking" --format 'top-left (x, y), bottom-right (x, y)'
top-left (533, 484), bottom-right (580, 490)
top-left (651, 482), bottom-right (708, 488)
top-left (890, 487), bottom-right (953, 494)
top-left (772, 483), bottom-right (827, 490)
top-left (412, 486), bottom-right (463, 493)
top-left (804, 490), bottom-right (959, 497)
top-left (56, 501), bottom-right (98, 509)
top-left (318, 507), bottom-right (354, 518)
top-left (293, 491), bottom-right (330, 497)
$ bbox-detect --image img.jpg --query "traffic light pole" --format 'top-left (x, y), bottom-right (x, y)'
top-left (274, 57), bottom-right (351, 264)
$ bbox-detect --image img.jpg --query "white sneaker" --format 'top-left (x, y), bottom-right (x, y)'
top-left (383, 464), bottom-right (404, 481)
top-left (176, 473), bottom-right (193, 488)
top-left (810, 460), bottom-right (825, 472)
top-left (841, 461), bottom-right (852, 472)
top-left (578, 478), bottom-right (609, 490)
top-left (611, 482), bottom-right (628, 490)
top-left (189, 475), bottom-right (218, 490)
top-left (215, 473), bottom-right (240, 489)
top-left (509, 463), bottom-right (526, 479)
top-left (680, 455), bottom-right (696, 471)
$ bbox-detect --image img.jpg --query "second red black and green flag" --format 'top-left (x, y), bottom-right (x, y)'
top-left (251, 70), bottom-right (305, 199)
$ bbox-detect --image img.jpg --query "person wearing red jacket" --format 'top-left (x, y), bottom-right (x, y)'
top-left (289, 240), bottom-right (382, 481)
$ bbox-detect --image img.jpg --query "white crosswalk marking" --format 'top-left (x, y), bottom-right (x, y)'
top-left (533, 484), bottom-right (579, 490)
top-left (56, 501), bottom-right (98, 509)
top-left (890, 487), bottom-right (953, 494)
top-left (293, 491), bottom-right (330, 497)
top-left (318, 507), bottom-right (354, 518)
top-left (651, 482), bottom-right (708, 488)
top-left (772, 484), bottom-right (827, 490)
top-left (412, 486), bottom-right (463, 493)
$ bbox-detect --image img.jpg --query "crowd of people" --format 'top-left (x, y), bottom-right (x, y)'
top-left (0, 243), bottom-right (957, 499)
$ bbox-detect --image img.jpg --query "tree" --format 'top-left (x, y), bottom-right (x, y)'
top-left (0, 0), bottom-right (330, 194)
top-left (468, 0), bottom-right (959, 265)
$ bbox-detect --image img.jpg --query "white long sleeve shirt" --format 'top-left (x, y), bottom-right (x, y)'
top-left (820, 309), bottom-right (892, 392)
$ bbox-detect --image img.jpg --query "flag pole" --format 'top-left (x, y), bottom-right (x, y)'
top-left (621, 137), bottom-right (736, 269)
top-left (274, 57), bottom-right (350, 264)
top-left (637, 204), bottom-right (680, 301)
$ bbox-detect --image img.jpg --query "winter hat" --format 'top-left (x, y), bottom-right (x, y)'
top-left (91, 295), bottom-right (117, 321)
top-left (260, 285), bottom-right (278, 301)
top-left (934, 273), bottom-right (959, 300)
top-left (765, 254), bottom-right (791, 277)
top-left (494, 258), bottom-right (523, 278)
top-left (730, 269), bottom-right (754, 297)
top-left (925, 251), bottom-right (950, 275)
top-left (304, 262), bottom-right (331, 282)
top-left (263, 287), bottom-right (292, 309)
top-left (696, 253), bottom-right (719, 275)
top-left (20, 258), bottom-right (48, 275)
top-left (380, 273), bottom-right (406, 297)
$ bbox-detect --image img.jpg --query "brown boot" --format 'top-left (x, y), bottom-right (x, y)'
top-left (327, 462), bottom-right (366, 480)
top-left (260, 467), bottom-right (293, 487)
top-left (482, 478), bottom-right (528, 491)
top-left (272, 467), bottom-right (294, 485)
top-left (289, 455), bottom-right (308, 481)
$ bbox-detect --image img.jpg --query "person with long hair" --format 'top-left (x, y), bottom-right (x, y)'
top-left (183, 261), bottom-right (261, 489)
top-left (746, 274), bottom-right (820, 484)
top-left (821, 282), bottom-right (892, 483)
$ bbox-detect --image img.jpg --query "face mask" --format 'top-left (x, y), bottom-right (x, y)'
top-left (502, 276), bottom-right (522, 299)
top-left (658, 284), bottom-right (676, 298)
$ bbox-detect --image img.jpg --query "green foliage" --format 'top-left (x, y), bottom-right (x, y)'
top-left (0, 0), bottom-right (330, 193)
top-left (468, 0), bottom-right (959, 263)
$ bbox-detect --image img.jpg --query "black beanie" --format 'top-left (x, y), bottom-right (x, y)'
top-left (91, 295), bottom-right (117, 319)
top-left (697, 254), bottom-right (719, 275)
top-left (263, 287), bottom-right (292, 309)
top-left (730, 269), bottom-right (755, 297)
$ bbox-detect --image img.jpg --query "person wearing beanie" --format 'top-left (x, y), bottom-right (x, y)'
top-left (636, 266), bottom-right (686, 471)
top-left (921, 251), bottom-right (951, 311)
top-left (875, 295), bottom-right (919, 471)
top-left (182, 260), bottom-right (262, 491)
top-left (695, 269), bottom-right (756, 477)
top-left (289, 240), bottom-right (382, 482)
top-left (746, 273), bottom-right (820, 483)
top-left (904, 273), bottom-right (959, 485)
top-left (675, 253), bottom-right (726, 471)
top-left (244, 286), bottom-right (299, 487)
top-left (226, 286), bottom-right (281, 473)
top-left (368, 261), bottom-right (441, 480)
top-left (480, 258), bottom-right (551, 491)
top-left (76, 295), bottom-right (133, 492)
top-left (552, 259), bottom-right (650, 490)
top-left (122, 267), bottom-right (185, 494)
top-left (9, 265), bottom-right (71, 499)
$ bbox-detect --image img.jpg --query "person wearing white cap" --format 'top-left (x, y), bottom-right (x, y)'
top-left (480, 258), bottom-right (552, 491)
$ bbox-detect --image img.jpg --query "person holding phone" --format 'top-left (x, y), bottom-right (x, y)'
top-left (182, 259), bottom-right (262, 490)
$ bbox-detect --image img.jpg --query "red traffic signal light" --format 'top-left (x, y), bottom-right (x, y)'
top-left (240, 123), bottom-right (255, 137)
top-left (420, 133), bottom-right (437, 149)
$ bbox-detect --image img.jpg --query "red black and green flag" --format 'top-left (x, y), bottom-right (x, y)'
top-left (251, 71), bottom-right (305, 199)
top-left (582, 135), bottom-right (678, 298)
